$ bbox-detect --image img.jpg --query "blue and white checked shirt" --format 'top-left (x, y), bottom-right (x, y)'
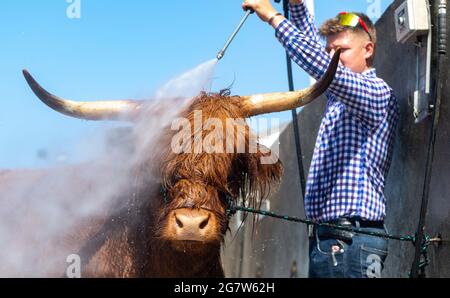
top-left (275, 3), bottom-right (399, 222)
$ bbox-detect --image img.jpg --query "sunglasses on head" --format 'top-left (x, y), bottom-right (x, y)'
top-left (338, 12), bottom-right (373, 41)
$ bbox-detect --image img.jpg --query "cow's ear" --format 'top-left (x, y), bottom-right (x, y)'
top-left (229, 143), bottom-right (283, 209)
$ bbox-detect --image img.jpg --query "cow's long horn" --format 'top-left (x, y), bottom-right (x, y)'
top-left (22, 70), bottom-right (144, 121)
top-left (240, 48), bottom-right (340, 117)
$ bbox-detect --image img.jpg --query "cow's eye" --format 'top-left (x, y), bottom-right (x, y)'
top-left (218, 191), bottom-right (232, 206)
top-left (218, 191), bottom-right (227, 202)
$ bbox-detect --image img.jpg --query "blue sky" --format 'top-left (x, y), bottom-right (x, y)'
top-left (0, 0), bottom-right (392, 168)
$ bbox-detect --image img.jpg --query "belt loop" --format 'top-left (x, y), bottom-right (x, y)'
top-left (308, 224), bottom-right (314, 238)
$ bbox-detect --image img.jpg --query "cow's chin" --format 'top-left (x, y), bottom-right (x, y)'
top-left (168, 239), bottom-right (221, 254)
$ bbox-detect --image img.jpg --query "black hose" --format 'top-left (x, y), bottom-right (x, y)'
top-left (281, 0), bottom-right (307, 200)
top-left (438, 0), bottom-right (447, 54)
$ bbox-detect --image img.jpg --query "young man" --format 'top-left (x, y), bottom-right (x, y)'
top-left (242, 0), bottom-right (399, 278)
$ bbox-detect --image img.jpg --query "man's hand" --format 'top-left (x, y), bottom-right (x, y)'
top-left (242, 0), bottom-right (278, 23)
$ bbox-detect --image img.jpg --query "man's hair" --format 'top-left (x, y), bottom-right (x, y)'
top-left (319, 12), bottom-right (377, 45)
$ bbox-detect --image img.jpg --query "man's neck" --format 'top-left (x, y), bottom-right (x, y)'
top-left (362, 66), bottom-right (373, 74)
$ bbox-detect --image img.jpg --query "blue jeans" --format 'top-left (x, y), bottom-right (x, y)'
top-left (308, 226), bottom-right (389, 278)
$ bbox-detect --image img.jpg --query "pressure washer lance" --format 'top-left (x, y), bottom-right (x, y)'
top-left (216, 9), bottom-right (254, 60)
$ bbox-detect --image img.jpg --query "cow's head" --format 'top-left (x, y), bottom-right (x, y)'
top-left (22, 50), bottom-right (340, 253)
top-left (154, 90), bottom-right (286, 252)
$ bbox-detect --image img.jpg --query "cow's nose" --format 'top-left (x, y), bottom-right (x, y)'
top-left (170, 208), bottom-right (214, 241)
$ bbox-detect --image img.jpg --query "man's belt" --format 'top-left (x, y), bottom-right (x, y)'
top-left (313, 217), bottom-right (384, 243)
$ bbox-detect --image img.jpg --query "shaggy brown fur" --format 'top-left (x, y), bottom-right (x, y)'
top-left (158, 91), bottom-right (283, 231)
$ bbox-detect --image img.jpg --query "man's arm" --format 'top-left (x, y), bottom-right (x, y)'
top-left (243, 0), bottom-right (318, 40)
top-left (242, 0), bottom-right (391, 128)
top-left (288, 0), bottom-right (321, 42)
top-left (274, 20), bottom-right (391, 129)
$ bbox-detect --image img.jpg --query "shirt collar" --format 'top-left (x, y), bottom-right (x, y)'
top-left (362, 68), bottom-right (377, 76)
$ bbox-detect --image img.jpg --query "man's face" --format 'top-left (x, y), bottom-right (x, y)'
top-left (326, 31), bottom-right (374, 74)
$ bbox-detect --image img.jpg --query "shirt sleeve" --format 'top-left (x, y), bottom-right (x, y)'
top-left (289, 2), bottom-right (320, 43)
top-left (275, 19), bottom-right (392, 129)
